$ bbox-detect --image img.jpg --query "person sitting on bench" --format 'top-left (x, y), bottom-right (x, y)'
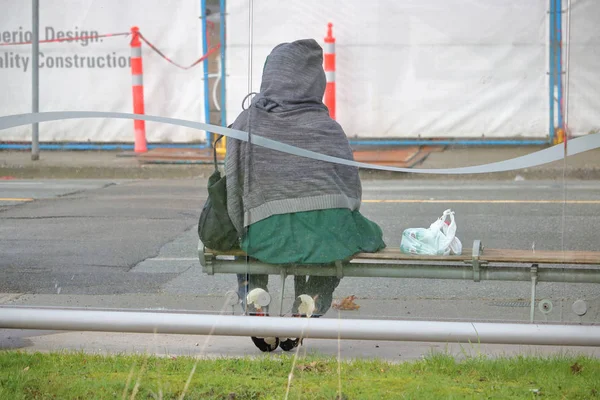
top-left (225, 38), bottom-right (386, 351)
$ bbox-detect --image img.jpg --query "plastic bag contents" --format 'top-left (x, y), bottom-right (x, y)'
top-left (400, 209), bottom-right (463, 256)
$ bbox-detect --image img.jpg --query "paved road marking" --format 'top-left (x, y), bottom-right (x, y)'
top-left (0, 198), bottom-right (33, 202)
top-left (363, 199), bottom-right (600, 204)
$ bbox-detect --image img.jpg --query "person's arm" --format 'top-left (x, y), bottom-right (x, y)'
top-left (225, 120), bottom-right (247, 235)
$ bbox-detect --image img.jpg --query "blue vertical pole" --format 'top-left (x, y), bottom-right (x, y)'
top-left (219, 0), bottom-right (227, 128)
top-left (548, 0), bottom-right (555, 142)
top-left (555, 0), bottom-right (563, 130)
top-left (201, 0), bottom-right (212, 147)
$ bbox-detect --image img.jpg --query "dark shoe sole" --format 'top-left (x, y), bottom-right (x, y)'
top-left (279, 338), bottom-right (301, 351)
top-left (251, 336), bottom-right (280, 352)
top-left (278, 313), bottom-right (323, 351)
top-left (249, 311), bottom-right (280, 352)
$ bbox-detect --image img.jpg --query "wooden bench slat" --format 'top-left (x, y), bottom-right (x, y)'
top-left (205, 246), bottom-right (600, 265)
top-left (479, 249), bottom-right (600, 265)
top-left (206, 247), bottom-right (466, 262)
top-left (351, 248), bottom-right (465, 262)
top-left (208, 248), bottom-right (247, 257)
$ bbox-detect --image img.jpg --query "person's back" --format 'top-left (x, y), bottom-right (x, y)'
top-left (225, 38), bottom-right (386, 352)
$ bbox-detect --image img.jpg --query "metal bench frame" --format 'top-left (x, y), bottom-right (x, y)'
top-left (198, 240), bottom-right (600, 322)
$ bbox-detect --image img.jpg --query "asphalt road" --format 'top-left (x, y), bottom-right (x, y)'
top-left (1, 178), bottom-right (599, 358)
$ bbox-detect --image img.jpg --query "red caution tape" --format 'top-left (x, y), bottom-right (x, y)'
top-left (137, 32), bottom-right (220, 70)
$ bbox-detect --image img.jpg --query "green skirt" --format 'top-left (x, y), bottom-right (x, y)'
top-left (241, 208), bottom-right (386, 264)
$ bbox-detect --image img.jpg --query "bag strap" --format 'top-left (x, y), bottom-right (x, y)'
top-left (213, 135), bottom-right (224, 171)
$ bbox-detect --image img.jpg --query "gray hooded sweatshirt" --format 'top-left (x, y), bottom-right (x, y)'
top-left (225, 39), bottom-right (362, 235)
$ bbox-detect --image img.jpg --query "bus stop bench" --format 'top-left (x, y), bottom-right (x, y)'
top-left (198, 239), bottom-right (600, 321)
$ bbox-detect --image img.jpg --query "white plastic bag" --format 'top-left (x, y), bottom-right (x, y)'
top-left (400, 209), bottom-right (463, 256)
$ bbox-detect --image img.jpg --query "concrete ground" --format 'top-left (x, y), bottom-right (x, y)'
top-left (1, 178), bottom-right (599, 360)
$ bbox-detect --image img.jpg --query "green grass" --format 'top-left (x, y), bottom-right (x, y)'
top-left (0, 350), bottom-right (599, 399)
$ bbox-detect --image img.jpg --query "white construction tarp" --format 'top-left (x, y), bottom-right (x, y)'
top-left (566, 0), bottom-right (600, 137)
top-left (0, 0), bottom-right (206, 143)
top-left (226, 0), bottom-right (549, 139)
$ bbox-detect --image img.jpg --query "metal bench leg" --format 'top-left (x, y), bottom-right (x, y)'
top-left (530, 264), bottom-right (538, 323)
top-left (279, 269), bottom-right (287, 316)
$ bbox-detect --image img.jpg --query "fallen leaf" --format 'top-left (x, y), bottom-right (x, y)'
top-left (297, 361), bottom-right (320, 372)
top-left (571, 362), bottom-right (583, 374)
top-left (332, 295), bottom-right (360, 311)
top-left (23, 366), bottom-right (30, 372)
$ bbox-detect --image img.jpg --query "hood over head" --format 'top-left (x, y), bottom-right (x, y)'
top-left (251, 39), bottom-right (327, 112)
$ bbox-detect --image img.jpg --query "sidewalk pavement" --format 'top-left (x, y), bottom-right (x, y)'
top-left (1, 145), bottom-right (600, 180)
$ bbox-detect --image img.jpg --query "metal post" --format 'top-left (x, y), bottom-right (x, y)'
top-left (279, 269), bottom-right (287, 316)
top-left (201, 0), bottom-right (212, 147)
top-left (548, 0), bottom-right (555, 143)
top-left (219, 0), bottom-right (227, 128)
top-left (563, 0), bottom-right (572, 134)
top-left (31, 0), bottom-right (40, 161)
top-left (555, 0), bottom-right (563, 130)
top-left (529, 265), bottom-right (538, 323)
top-left (1, 307), bottom-right (599, 346)
top-left (202, 261), bottom-right (600, 284)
